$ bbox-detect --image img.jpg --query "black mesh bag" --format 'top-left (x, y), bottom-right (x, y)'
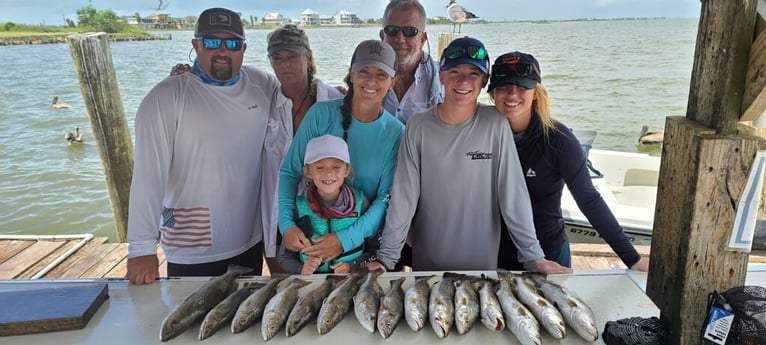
top-left (702, 286), bottom-right (766, 345)
top-left (602, 316), bottom-right (667, 345)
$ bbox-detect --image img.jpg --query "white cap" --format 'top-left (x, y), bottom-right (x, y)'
top-left (304, 134), bottom-right (350, 164)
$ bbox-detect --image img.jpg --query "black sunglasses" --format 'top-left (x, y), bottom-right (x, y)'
top-left (383, 25), bottom-right (420, 38)
top-left (492, 62), bottom-right (540, 80)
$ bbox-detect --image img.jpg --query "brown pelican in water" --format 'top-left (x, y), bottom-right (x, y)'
top-left (639, 124), bottom-right (664, 145)
top-left (52, 96), bottom-right (70, 109)
top-left (65, 126), bottom-right (83, 144)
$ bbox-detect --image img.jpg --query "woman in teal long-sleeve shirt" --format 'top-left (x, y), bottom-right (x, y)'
top-left (278, 40), bottom-right (404, 263)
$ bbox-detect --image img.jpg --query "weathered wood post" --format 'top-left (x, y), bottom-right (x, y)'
top-left (67, 32), bottom-right (134, 243)
top-left (646, 1), bottom-right (766, 344)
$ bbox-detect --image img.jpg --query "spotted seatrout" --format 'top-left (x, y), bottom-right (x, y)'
top-left (159, 264), bottom-right (252, 342)
top-left (317, 272), bottom-right (364, 335)
top-left (454, 276), bottom-right (480, 335)
top-left (495, 271), bottom-right (541, 345)
top-left (261, 278), bottom-right (311, 341)
top-left (377, 276), bottom-right (406, 338)
top-left (285, 275), bottom-right (343, 337)
top-left (526, 273), bottom-right (599, 341)
top-left (198, 282), bottom-right (264, 340)
top-left (509, 272), bottom-right (566, 339)
top-left (353, 269), bottom-right (385, 333)
top-left (429, 273), bottom-right (457, 338)
top-left (404, 275), bottom-right (434, 332)
top-left (231, 274), bottom-right (288, 333)
top-left (478, 277), bottom-right (505, 332)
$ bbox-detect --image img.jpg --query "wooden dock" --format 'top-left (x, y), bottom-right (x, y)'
top-left (0, 237), bottom-right (762, 280)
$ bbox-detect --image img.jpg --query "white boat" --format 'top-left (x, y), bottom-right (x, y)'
top-left (561, 133), bottom-right (661, 246)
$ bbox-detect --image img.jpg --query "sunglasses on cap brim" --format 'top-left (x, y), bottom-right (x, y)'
top-left (492, 62), bottom-right (540, 81)
top-left (198, 37), bottom-right (244, 51)
top-left (443, 45), bottom-right (487, 60)
top-left (383, 25), bottom-right (420, 37)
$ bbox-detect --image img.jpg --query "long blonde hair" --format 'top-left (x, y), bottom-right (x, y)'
top-left (533, 82), bottom-right (557, 141)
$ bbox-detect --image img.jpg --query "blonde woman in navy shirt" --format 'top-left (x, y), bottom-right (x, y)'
top-left (489, 51), bottom-right (649, 271)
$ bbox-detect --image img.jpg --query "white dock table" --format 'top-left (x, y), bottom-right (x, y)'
top-left (1, 270), bottom-right (661, 344)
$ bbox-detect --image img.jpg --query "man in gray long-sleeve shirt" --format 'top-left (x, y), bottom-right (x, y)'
top-left (373, 37), bottom-right (572, 274)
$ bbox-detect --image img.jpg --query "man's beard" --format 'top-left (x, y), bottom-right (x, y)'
top-left (210, 56), bottom-right (233, 80)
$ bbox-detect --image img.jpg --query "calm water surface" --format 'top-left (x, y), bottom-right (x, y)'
top-left (0, 19), bottom-right (697, 241)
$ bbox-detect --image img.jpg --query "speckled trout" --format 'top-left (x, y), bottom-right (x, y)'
top-left (230, 274), bottom-right (288, 333)
top-left (495, 270), bottom-right (541, 345)
top-left (454, 275), bottom-right (480, 335)
top-left (353, 269), bottom-right (385, 333)
top-left (509, 272), bottom-right (566, 339)
top-left (477, 277), bottom-right (505, 332)
top-left (198, 282), bottom-right (264, 340)
top-left (261, 278), bottom-right (311, 341)
top-left (285, 275), bottom-right (344, 337)
top-left (377, 276), bottom-right (406, 338)
top-left (404, 275), bottom-right (434, 331)
top-left (159, 264), bottom-right (252, 342)
top-left (526, 273), bottom-right (599, 341)
top-left (317, 272), bottom-right (364, 335)
top-left (429, 273), bottom-right (457, 338)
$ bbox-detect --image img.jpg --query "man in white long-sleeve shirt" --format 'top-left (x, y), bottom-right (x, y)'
top-left (373, 37), bottom-right (572, 274)
top-left (126, 8), bottom-right (288, 284)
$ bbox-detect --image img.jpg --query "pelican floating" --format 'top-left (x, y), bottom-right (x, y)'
top-left (52, 96), bottom-right (70, 109)
top-left (65, 126), bottom-right (84, 144)
top-left (638, 124), bottom-right (664, 145)
top-left (446, 0), bottom-right (477, 34)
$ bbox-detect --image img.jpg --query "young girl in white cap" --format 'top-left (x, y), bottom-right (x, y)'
top-left (278, 134), bottom-right (374, 274)
top-left (278, 40), bottom-right (403, 267)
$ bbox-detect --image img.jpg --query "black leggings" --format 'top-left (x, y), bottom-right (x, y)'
top-left (167, 242), bottom-right (264, 277)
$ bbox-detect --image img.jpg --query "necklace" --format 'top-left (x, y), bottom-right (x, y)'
top-left (291, 89), bottom-right (311, 133)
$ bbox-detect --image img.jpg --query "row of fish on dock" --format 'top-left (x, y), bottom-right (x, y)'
top-left (159, 265), bottom-right (599, 344)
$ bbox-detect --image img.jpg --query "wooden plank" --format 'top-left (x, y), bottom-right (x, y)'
top-left (742, 27), bottom-right (766, 121)
top-left (41, 237), bottom-right (108, 278)
top-left (15, 240), bottom-right (79, 279)
top-left (0, 241), bottom-right (66, 279)
top-left (0, 240), bottom-right (34, 264)
top-left (0, 283), bottom-right (108, 336)
top-left (57, 241), bottom-right (120, 279)
top-left (79, 243), bottom-right (125, 278)
top-left (647, 117), bottom-right (766, 344)
top-left (687, 0), bottom-right (756, 132)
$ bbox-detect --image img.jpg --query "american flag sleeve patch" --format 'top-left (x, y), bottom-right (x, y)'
top-left (159, 206), bottom-right (212, 248)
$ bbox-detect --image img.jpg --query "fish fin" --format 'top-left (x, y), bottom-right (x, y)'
top-left (389, 276), bottom-right (406, 288)
top-left (226, 263), bottom-right (254, 276)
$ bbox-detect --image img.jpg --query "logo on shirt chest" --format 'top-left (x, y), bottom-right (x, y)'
top-left (466, 150), bottom-right (493, 160)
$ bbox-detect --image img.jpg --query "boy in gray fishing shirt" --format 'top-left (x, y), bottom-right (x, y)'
top-left (373, 37), bottom-right (572, 274)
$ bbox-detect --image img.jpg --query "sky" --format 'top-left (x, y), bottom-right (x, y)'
top-left (1, 0), bottom-right (701, 26)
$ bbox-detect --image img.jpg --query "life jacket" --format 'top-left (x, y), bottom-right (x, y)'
top-left (295, 186), bottom-right (365, 272)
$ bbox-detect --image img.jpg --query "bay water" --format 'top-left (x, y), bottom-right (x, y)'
top-left (0, 19), bottom-right (697, 241)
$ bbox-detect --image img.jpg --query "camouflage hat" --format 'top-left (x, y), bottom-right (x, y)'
top-left (267, 24), bottom-right (310, 55)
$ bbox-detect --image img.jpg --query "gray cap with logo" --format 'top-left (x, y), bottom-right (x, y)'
top-left (350, 40), bottom-right (398, 77)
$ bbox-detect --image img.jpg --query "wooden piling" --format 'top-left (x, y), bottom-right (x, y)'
top-left (646, 1), bottom-right (765, 344)
top-left (66, 32), bottom-right (134, 243)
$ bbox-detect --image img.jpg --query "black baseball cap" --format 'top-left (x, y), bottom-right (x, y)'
top-left (488, 51), bottom-right (541, 91)
top-left (195, 8), bottom-right (245, 39)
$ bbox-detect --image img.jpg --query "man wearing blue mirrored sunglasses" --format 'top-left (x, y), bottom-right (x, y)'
top-left (127, 7), bottom-right (289, 284)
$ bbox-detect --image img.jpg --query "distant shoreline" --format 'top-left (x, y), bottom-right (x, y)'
top-left (0, 33), bottom-right (171, 46)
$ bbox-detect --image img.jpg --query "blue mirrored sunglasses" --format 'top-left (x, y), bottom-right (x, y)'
top-left (198, 37), bottom-right (244, 51)
top-left (444, 45), bottom-right (487, 60)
